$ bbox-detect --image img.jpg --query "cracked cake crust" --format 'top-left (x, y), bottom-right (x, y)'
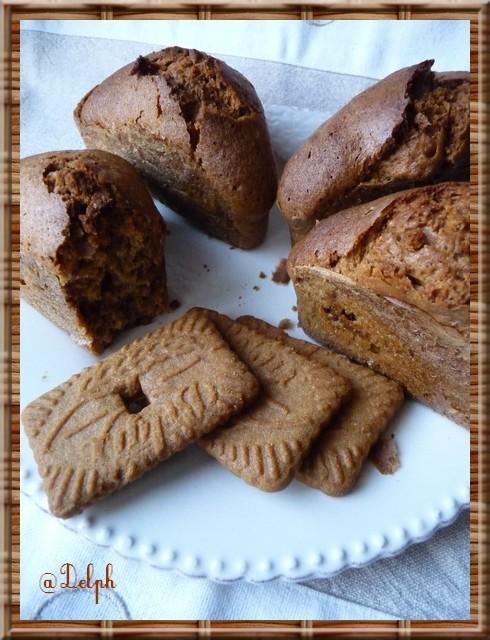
top-left (278, 60), bottom-right (470, 243)
top-left (288, 182), bottom-right (470, 427)
top-left (74, 47), bottom-right (278, 249)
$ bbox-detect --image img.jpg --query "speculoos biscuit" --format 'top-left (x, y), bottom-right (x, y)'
top-left (238, 316), bottom-right (404, 496)
top-left (22, 309), bottom-right (259, 517)
top-left (199, 310), bottom-right (351, 491)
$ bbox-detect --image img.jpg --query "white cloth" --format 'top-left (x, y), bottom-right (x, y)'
top-left (20, 21), bottom-right (469, 620)
top-left (21, 19), bottom-right (470, 78)
top-left (21, 496), bottom-right (468, 620)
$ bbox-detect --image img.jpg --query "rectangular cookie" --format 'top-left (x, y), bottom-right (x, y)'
top-left (22, 309), bottom-right (259, 518)
top-left (199, 310), bottom-right (351, 491)
top-left (238, 316), bottom-right (404, 496)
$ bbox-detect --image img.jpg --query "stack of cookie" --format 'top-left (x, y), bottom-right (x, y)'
top-left (22, 308), bottom-right (403, 518)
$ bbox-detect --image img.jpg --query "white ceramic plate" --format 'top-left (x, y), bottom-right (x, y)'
top-left (20, 39), bottom-right (469, 581)
top-left (21, 201), bottom-right (469, 583)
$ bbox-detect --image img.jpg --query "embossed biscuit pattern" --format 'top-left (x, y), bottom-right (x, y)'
top-left (237, 315), bottom-right (404, 496)
top-left (22, 309), bottom-right (259, 517)
top-left (199, 311), bottom-right (351, 491)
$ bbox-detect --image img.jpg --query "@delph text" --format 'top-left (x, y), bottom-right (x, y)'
top-left (39, 563), bottom-right (116, 604)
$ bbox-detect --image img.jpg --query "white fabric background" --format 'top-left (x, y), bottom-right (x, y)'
top-left (20, 20), bottom-right (470, 621)
top-left (21, 20), bottom-right (470, 78)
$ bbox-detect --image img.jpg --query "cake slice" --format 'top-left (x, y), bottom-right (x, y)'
top-left (278, 60), bottom-right (469, 243)
top-left (74, 47), bottom-right (277, 249)
top-left (288, 182), bottom-right (469, 427)
top-left (21, 150), bottom-right (168, 352)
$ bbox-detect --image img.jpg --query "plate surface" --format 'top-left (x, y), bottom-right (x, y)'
top-left (20, 36), bottom-right (469, 581)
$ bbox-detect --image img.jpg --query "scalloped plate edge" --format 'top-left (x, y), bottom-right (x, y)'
top-left (21, 476), bottom-right (469, 583)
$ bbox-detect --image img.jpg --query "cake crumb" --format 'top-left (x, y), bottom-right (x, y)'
top-left (203, 264), bottom-right (210, 272)
top-left (292, 305), bottom-right (298, 312)
top-left (169, 299), bottom-right (181, 311)
top-left (259, 271), bottom-right (267, 279)
top-left (253, 285), bottom-right (260, 291)
top-left (272, 258), bottom-right (290, 285)
top-left (370, 433), bottom-right (400, 474)
top-left (278, 318), bottom-right (293, 331)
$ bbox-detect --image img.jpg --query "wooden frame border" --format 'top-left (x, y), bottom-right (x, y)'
top-left (2, 3), bottom-right (488, 637)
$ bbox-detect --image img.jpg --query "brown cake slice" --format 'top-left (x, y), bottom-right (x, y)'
top-left (238, 316), bottom-right (404, 496)
top-left (199, 310), bottom-right (350, 491)
top-left (278, 60), bottom-right (469, 243)
top-left (74, 47), bottom-right (277, 249)
top-left (287, 182), bottom-right (469, 427)
top-left (21, 150), bottom-right (168, 353)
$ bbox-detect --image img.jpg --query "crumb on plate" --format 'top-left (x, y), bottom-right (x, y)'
top-left (169, 299), bottom-right (181, 311)
top-left (370, 433), bottom-right (400, 475)
top-left (272, 258), bottom-right (290, 284)
top-left (278, 318), bottom-right (294, 331)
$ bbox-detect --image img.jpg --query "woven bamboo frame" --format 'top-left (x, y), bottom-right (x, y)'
top-left (1, 2), bottom-right (488, 637)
